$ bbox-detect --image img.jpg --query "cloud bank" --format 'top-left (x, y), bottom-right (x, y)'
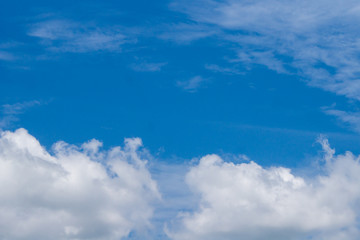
top-left (2, 129), bottom-right (360, 240)
top-left (0, 128), bottom-right (159, 240)
top-left (167, 138), bottom-right (360, 240)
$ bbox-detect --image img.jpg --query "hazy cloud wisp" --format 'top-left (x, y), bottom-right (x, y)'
top-left (171, 0), bottom-right (360, 101)
top-left (28, 19), bottom-right (132, 53)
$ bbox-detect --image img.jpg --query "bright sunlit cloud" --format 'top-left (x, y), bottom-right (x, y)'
top-left (0, 128), bottom-right (159, 240)
top-left (167, 137), bottom-right (360, 240)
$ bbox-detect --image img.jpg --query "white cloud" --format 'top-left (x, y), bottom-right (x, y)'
top-left (167, 138), bottom-right (360, 240)
top-left (0, 128), bottom-right (160, 240)
top-left (176, 76), bottom-right (206, 92)
top-left (28, 19), bottom-right (132, 53)
top-left (171, 0), bottom-right (360, 100)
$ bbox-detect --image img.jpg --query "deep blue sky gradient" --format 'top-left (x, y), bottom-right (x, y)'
top-left (1, 0), bottom-right (360, 169)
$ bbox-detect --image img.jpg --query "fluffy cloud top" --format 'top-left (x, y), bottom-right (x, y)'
top-left (167, 138), bottom-right (360, 240)
top-left (2, 128), bottom-right (360, 240)
top-left (0, 128), bottom-right (159, 240)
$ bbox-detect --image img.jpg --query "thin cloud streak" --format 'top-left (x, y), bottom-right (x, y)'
top-left (170, 0), bottom-right (360, 101)
top-left (130, 62), bottom-right (167, 72)
top-left (176, 76), bottom-right (207, 92)
top-left (0, 101), bottom-right (41, 128)
top-left (28, 19), bottom-right (134, 53)
top-left (324, 108), bottom-right (360, 133)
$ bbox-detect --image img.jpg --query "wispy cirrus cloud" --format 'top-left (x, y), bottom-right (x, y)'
top-left (28, 19), bottom-right (134, 53)
top-left (0, 100), bottom-right (41, 128)
top-left (157, 23), bottom-right (219, 44)
top-left (0, 50), bottom-right (16, 61)
top-left (0, 42), bottom-right (21, 61)
top-left (176, 75), bottom-right (207, 93)
top-left (324, 108), bottom-right (360, 133)
top-left (130, 61), bottom-right (167, 72)
top-left (169, 0), bottom-right (360, 101)
top-left (205, 64), bottom-right (243, 75)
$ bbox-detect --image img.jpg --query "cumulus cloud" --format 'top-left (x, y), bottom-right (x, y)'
top-left (28, 19), bottom-right (133, 53)
top-left (167, 137), bottom-right (360, 240)
top-left (170, 0), bottom-right (360, 101)
top-left (0, 128), bottom-right (159, 240)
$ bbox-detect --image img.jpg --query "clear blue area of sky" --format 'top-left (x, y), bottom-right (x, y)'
top-left (1, 0), bottom-right (360, 168)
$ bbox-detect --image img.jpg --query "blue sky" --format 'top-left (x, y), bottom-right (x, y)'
top-left (2, 0), bottom-right (360, 239)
